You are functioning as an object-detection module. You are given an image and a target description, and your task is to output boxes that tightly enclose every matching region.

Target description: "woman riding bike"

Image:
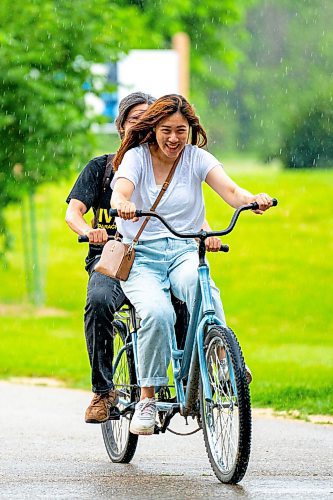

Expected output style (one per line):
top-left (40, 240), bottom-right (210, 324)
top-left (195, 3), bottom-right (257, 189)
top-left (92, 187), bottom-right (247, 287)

top-left (111, 94), bottom-right (273, 435)
top-left (65, 92), bottom-right (222, 423)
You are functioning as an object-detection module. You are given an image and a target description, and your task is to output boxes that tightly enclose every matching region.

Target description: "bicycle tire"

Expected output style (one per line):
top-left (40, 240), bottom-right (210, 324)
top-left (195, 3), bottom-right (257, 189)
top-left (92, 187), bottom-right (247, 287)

top-left (101, 322), bottom-right (138, 463)
top-left (199, 325), bottom-right (251, 484)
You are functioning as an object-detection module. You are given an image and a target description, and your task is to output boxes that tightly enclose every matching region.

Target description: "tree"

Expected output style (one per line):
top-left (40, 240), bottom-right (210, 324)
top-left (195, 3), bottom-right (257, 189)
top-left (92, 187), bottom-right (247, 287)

top-left (0, 0), bottom-right (154, 204)
top-left (117, 0), bottom-right (252, 148)
top-left (281, 97), bottom-right (333, 168)
top-left (0, 0), bottom-right (251, 303)
top-left (0, 0), bottom-right (153, 302)
top-left (216, 0), bottom-right (333, 158)
top-left (0, 0), bottom-right (250, 242)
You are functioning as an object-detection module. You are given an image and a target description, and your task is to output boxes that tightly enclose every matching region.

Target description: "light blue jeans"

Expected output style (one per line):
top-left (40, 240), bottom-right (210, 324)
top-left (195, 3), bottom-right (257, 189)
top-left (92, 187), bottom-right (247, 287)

top-left (121, 238), bottom-right (226, 387)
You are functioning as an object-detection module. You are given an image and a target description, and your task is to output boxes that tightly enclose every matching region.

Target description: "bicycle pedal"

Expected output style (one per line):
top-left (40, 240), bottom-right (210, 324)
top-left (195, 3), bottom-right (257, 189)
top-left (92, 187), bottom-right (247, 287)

top-left (108, 407), bottom-right (121, 420)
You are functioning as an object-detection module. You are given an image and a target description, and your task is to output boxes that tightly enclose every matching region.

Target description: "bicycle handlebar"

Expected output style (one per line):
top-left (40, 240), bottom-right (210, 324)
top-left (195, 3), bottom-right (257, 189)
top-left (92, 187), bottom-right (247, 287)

top-left (109, 198), bottom-right (278, 238)
top-left (78, 233), bottom-right (229, 251)
top-left (78, 198), bottom-right (278, 250)
top-left (78, 234), bottom-right (115, 243)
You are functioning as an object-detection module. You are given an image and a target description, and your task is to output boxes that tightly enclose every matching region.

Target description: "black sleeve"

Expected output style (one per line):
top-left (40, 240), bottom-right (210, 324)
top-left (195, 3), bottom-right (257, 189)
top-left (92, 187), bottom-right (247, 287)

top-left (66, 155), bottom-right (108, 212)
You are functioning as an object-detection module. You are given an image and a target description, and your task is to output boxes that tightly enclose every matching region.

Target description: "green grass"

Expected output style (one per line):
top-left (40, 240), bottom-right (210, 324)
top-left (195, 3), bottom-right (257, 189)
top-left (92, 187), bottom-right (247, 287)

top-left (1, 159), bottom-right (332, 416)
top-left (0, 313), bottom-right (89, 388)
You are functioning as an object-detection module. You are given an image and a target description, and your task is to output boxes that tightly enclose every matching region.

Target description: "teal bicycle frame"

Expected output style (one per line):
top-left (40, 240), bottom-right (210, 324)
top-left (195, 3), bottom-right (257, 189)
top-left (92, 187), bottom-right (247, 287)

top-left (108, 201), bottom-right (279, 420)
top-left (126, 243), bottom-right (225, 417)
top-left (172, 245), bottom-right (225, 412)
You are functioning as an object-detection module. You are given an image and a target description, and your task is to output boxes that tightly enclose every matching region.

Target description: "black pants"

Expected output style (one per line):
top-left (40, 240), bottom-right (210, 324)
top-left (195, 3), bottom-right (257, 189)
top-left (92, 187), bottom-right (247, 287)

top-left (84, 264), bottom-right (189, 394)
top-left (85, 267), bottom-right (127, 394)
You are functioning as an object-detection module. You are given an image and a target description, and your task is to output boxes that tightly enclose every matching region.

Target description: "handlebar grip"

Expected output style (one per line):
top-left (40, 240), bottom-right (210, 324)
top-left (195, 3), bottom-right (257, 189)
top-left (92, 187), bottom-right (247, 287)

top-left (109, 209), bottom-right (144, 217)
top-left (251, 197), bottom-right (278, 210)
top-left (78, 235), bottom-right (117, 243)
top-left (219, 244), bottom-right (229, 253)
top-left (78, 235), bottom-right (89, 243)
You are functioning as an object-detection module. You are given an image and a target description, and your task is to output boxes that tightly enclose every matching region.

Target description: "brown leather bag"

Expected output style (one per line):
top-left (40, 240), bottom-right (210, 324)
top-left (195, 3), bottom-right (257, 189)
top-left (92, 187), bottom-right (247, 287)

top-left (94, 239), bottom-right (135, 281)
top-left (95, 152), bottom-right (182, 281)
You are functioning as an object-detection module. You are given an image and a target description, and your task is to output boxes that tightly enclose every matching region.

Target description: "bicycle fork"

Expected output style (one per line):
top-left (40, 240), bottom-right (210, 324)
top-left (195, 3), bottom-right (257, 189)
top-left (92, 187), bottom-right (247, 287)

top-left (183, 264), bottom-right (225, 411)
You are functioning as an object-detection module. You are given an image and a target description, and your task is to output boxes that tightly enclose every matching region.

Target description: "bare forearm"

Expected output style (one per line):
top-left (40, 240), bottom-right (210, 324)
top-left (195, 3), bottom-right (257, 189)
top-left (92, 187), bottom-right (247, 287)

top-left (206, 167), bottom-right (255, 208)
top-left (65, 207), bottom-right (91, 236)
top-left (66, 200), bottom-right (108, 244)
top-left (110, 189), bottom-right (130, 209)
top-left (110, 179), bottom-right (138, 220)
top-left (205, 166), bottom-right (274, 214)
top-left (227, 185), bottom-right (255, 208)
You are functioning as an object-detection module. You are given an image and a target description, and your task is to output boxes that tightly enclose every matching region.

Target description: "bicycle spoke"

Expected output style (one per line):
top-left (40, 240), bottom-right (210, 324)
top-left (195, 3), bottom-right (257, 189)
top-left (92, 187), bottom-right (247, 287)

top-left (102, 327), bottom-right (138, 463)
top-left (201, 327), bottom-right (251, 483)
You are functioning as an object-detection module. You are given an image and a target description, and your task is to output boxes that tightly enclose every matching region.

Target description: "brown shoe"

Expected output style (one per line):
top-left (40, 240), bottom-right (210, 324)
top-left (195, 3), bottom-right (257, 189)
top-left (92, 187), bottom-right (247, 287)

top-left (85, 390), bottom-right (119, 423)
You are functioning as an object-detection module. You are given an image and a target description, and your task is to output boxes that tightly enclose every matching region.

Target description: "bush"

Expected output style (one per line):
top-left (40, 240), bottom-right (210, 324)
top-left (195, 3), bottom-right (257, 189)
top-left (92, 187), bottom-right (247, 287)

top-left (281, 99), bottom-right (333, 168)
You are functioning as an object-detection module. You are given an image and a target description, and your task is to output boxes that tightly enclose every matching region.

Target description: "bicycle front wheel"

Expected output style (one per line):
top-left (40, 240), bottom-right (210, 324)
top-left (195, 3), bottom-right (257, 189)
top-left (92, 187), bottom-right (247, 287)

top-left (200, 325), bottom-right (251, 484)
top-left (101, 323), bottom-right (138, 463)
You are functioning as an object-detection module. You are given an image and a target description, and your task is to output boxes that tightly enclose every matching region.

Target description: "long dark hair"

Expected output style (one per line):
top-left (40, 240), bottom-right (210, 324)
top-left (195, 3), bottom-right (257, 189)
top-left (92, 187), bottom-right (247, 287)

top-left (113, 94), bottom-right (207, 170)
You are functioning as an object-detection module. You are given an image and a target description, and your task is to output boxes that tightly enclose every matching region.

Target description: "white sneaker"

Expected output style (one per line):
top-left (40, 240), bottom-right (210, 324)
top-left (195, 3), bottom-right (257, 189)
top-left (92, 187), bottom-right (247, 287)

top-left (129, 397), bottom-right (157, 435)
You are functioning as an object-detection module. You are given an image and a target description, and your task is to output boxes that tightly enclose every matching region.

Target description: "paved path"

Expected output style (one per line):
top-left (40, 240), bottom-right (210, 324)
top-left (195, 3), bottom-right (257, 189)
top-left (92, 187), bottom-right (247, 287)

top-left (0, 381), bottom-right (332, 499)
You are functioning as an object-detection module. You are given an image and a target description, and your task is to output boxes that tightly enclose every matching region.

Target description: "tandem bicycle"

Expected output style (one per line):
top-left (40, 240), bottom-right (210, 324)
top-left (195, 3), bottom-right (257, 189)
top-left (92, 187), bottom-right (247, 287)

top-left (79, 198), bottom-right (277, 484)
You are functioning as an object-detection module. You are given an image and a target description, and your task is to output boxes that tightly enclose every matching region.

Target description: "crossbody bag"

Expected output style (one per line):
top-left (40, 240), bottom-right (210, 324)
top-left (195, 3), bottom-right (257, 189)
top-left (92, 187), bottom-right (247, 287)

top-left (95, 151), bottom-right (182, 281)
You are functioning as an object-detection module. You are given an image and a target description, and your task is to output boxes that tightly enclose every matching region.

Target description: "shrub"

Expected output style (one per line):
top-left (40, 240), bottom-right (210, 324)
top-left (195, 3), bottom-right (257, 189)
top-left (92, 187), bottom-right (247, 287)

top-left (281, 98), bottom-right (333, 168)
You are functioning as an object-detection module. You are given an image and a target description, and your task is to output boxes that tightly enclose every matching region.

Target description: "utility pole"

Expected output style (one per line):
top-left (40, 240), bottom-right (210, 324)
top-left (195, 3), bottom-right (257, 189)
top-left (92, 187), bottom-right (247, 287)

top-left (172, 32), bottom-right (190, 99)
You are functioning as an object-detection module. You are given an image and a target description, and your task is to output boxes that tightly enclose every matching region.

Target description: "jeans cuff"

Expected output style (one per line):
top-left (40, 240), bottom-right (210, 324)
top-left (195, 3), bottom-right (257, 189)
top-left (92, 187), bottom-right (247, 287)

top-left (139, 377), bottom-right (169, 387)
top-left (92, 385), bottom-right (114, 395)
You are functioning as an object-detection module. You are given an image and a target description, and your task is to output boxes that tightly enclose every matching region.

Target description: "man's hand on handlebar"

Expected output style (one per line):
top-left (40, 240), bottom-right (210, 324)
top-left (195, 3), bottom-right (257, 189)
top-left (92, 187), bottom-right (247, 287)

top-left (83, 228), bottom-right (108, 245)
top-left (250, 193), bottom-right (275, 215)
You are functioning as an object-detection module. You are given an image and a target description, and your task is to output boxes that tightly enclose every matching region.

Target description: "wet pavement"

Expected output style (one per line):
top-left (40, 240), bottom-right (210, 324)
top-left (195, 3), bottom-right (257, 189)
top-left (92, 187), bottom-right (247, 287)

top-left (0, 381), bottom-right (332, 499)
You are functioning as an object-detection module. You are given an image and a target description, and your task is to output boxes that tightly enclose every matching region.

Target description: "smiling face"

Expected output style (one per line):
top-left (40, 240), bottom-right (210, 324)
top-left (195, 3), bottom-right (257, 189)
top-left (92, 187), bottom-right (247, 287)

top-left (154, 112), bottom-right (190, 159)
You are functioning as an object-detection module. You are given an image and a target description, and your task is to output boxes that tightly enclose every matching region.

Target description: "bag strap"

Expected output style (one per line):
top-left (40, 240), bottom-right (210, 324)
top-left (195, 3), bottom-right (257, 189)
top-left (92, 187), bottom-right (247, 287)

top-left (103, 154), bottom-right (115, 192)
top-left (92, 153), bottom-right (115, 228)
top-left (132, 150), bottom-right (183, 244)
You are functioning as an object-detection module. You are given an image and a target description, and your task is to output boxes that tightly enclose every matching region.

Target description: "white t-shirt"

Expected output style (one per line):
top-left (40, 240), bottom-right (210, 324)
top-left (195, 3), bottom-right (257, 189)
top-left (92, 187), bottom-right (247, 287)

top-left (111, 143), bottom-right (222, 241)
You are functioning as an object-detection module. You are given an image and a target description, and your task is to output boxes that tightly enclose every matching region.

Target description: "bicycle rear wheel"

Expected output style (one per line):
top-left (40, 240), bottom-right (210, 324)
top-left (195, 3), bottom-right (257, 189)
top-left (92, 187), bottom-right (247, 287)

top-left (200, 325), bottom-right (251, 484)
top-left (101, 322), bottom-right (138, 463)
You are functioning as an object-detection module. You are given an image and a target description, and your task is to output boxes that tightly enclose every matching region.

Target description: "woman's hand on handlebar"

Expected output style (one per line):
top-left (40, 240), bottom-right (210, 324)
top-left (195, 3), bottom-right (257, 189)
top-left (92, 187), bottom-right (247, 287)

top-left (250, 193), bottom-right (275, 215)
top-left (201, 218), bottom-right (222, 252)
top-left (116, 201), bottom-right (139, 222)
top-left (83, 228), bottom-right (108, 245)
top-left (205, 236), bottom-right (223, 252)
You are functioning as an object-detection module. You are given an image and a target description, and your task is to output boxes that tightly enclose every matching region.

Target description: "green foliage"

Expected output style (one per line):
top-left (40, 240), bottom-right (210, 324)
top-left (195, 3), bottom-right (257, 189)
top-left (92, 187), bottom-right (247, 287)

top-left (211, 0), bottom-right (333, 159)
top-left (129, 0), bottom-right (247, 79)
top-left (117, 0), bottom-right (252, 137)
top-left (0, 0), bottom-right (251, 208)
top-left (0, 0), bottom-right (152, 239)
top-left (0, 0), bottom-right (253, 301)
top-left (281, 97), bottom-right (333, 168)
top-left (0, 163), bottom-right (333, 415)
